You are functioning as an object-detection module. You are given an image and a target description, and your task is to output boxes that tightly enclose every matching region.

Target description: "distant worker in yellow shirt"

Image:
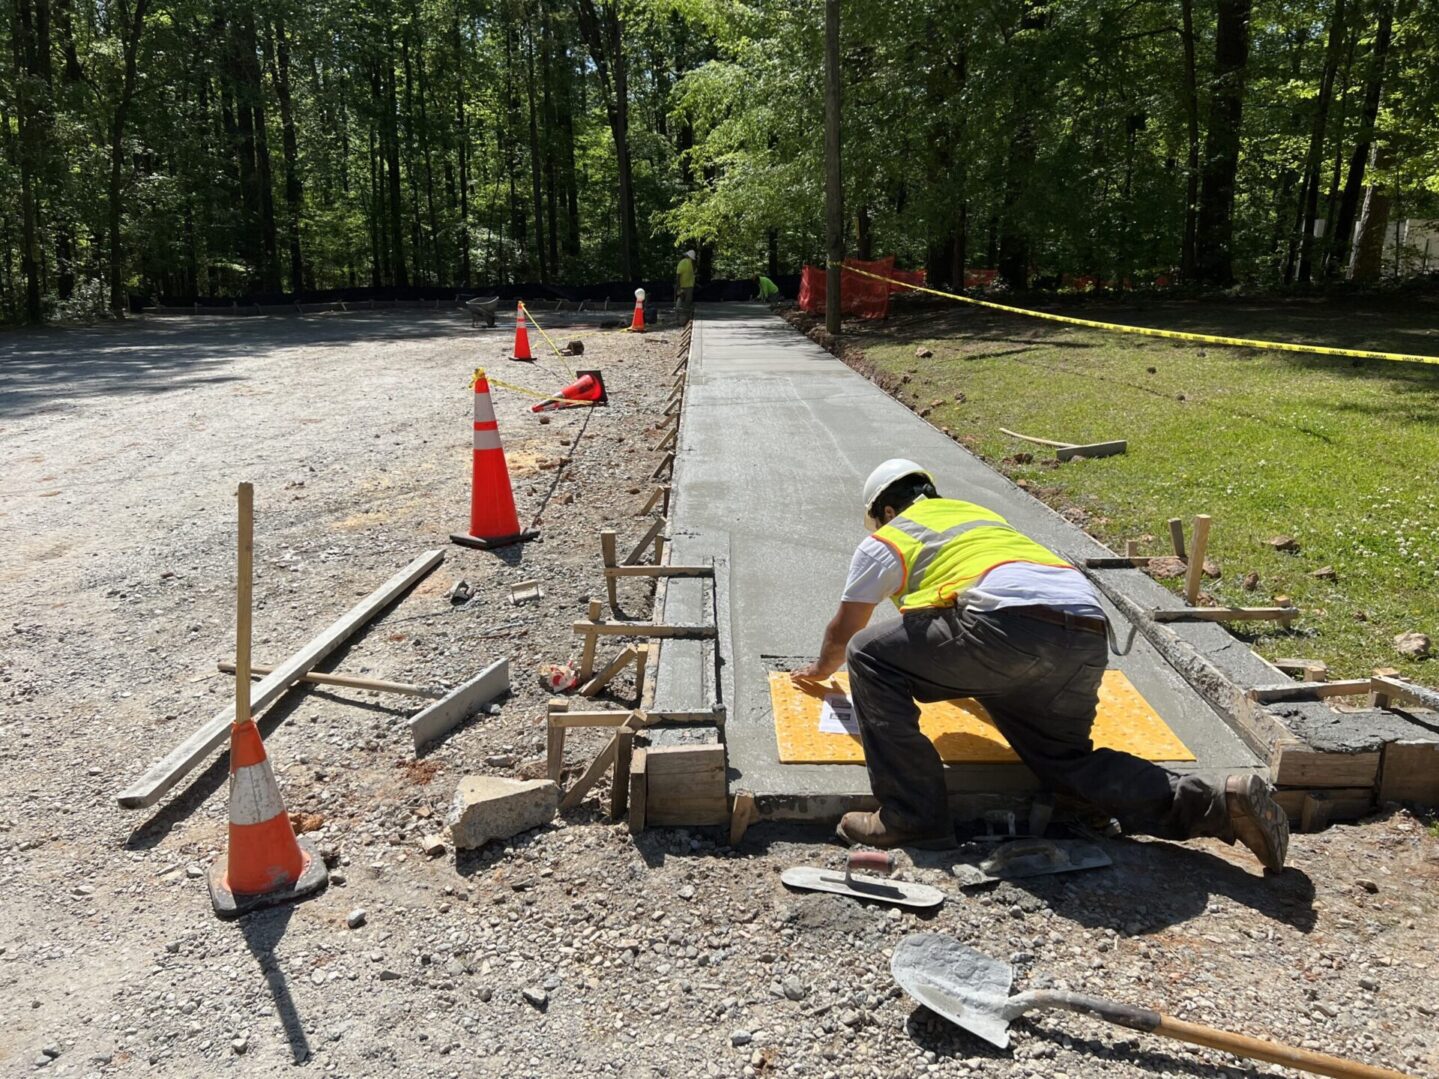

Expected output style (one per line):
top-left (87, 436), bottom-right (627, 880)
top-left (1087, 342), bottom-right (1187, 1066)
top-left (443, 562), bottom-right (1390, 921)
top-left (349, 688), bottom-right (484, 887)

top-left (675, 248), bottom-right (696, 323)
top-left (756, 274), bottom-right (780, 304)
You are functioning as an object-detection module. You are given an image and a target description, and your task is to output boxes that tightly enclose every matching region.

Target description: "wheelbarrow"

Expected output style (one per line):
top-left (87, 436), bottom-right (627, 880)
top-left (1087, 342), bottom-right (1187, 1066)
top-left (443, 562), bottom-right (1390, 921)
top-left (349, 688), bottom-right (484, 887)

top-left (891, 934), bottom-right (1414, 1079)
top-left (464, 295), bottom-right (500, 328)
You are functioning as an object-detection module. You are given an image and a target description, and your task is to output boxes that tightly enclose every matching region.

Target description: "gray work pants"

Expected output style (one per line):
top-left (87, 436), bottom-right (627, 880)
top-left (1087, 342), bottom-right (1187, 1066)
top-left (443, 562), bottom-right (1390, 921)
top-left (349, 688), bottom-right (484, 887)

top-left (675, 287), bottom-right (694, 323)
top-left (845, 605), bottom-right (1231, 839)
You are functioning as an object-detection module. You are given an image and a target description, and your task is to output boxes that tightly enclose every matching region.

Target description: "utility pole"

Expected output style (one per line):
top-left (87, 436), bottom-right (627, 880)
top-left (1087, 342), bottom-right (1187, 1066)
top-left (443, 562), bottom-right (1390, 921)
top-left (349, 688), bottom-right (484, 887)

top-left (823, 0), bottom-right (843, 336)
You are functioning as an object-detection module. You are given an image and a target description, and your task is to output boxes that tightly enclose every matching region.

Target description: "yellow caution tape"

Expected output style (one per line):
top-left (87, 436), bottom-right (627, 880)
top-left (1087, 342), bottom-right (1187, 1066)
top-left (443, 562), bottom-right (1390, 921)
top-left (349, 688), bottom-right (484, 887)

top-left (482, 372), bottom-right (593, 407)
top-left (841, 265), bottom-right (1439, 367)
top-left (517, 301), bottom-right (575, 371)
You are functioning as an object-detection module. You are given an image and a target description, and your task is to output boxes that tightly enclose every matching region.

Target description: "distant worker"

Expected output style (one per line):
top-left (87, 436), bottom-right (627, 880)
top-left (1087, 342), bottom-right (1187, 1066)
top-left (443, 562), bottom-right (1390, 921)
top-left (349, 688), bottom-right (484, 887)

top-left (756, 273), bottom-right (780, 304)
top-left (675, 248), bottom-right (697, 323)
top-left (790, 458), bottom-right (1289, 871)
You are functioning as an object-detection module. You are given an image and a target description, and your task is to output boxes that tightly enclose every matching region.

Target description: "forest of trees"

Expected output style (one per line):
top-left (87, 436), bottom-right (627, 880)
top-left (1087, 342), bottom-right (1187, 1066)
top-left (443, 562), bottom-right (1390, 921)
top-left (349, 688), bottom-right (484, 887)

top-left (2, 0), bottom-right (1436, 322)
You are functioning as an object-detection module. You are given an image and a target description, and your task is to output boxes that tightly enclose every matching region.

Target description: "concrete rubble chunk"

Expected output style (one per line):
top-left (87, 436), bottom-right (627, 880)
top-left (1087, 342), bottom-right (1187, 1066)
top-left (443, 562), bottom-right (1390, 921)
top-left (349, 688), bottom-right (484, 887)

top-left (446, 776), bottom-right (559, 849)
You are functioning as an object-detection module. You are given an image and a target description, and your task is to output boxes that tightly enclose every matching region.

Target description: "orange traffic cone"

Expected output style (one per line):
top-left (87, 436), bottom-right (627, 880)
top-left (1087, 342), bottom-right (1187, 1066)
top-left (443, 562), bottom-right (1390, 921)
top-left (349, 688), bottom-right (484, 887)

top-left (451, 368), bottom-right (540, 550)
top-left (512, 303), bottom-right (534, 360)
top-left (208, 718), bottom-right (328, 918)
top-left (531, 370), bottom-right (607, 413)
top-left (627, 287), bottom-right (646, 333)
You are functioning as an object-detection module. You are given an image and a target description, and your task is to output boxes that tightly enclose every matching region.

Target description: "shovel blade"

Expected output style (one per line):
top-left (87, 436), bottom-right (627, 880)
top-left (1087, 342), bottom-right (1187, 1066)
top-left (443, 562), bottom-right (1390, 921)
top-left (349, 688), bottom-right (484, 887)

top-left (892, 934), bottom-right (1016, 1049)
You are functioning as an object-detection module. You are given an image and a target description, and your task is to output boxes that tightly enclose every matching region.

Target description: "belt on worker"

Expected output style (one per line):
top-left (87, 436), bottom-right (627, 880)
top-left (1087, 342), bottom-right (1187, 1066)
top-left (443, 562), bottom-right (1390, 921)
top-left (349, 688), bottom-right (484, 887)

top-left (1005, 605), bottom-right (1108, 637)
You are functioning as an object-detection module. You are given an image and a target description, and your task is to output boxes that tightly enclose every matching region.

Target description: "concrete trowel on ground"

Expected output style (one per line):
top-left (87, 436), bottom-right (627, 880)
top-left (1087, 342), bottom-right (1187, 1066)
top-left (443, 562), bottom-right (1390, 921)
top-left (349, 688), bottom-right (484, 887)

top-left (782, 850), bottom-right (944, 910)
top-left (891, 934), bottom-right (1415, 1079)
top-left (949, 838), bottom-right (1111, 888)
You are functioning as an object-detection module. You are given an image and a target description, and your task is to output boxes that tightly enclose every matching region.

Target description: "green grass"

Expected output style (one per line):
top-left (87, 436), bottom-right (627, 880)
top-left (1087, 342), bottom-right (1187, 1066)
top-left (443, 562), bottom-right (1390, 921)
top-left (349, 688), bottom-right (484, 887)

top-left (848, 294), bottom-right (1439, 682)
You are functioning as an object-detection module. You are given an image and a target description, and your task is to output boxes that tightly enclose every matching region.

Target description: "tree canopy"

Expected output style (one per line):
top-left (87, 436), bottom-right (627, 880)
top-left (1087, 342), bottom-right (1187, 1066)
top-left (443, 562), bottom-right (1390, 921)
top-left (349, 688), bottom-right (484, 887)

top-left (3, 0), bottom-right (1437, 321)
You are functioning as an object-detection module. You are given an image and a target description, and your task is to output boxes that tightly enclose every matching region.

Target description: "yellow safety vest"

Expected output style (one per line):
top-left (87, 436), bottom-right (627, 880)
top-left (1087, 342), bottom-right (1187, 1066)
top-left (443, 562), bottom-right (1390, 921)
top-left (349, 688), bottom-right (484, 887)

top-left (872, 498), bottom-right (1073, 611)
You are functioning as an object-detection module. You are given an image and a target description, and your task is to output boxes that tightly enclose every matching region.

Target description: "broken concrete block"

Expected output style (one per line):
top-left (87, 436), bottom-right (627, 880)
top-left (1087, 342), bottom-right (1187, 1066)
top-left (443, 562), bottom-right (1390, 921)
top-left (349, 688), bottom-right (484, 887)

top-left (1266, 535), bottom-right (1300, 553)
top-left (446, 776), bottom-right (558, 849)
top-left (420, 833), bottom-right (447, 858)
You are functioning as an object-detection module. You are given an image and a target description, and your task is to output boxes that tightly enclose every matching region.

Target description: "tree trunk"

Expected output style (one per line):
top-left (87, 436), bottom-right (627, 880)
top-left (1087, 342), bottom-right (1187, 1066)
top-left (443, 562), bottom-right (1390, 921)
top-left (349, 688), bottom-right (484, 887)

top-left (12, 0), bottom-right (43, 321)
top-left (267, 17), bottom-right (305, 293)
top-left (1349, 141), bottom-right (1392, 282)
top-left (1178, 0), bottom-right (1200, 280)
top-left (523, 15), bottom-right (548, 282)
top-left (574, 0), bottom-right (637, 280)
top-left (107, 0), bottom-right (149, 315)
top-left (385, 31), bottom-right (409, 286)
top-left (453, 2), bottom-right (471, 285)
top-left (855, 206), bottom-right (872, 261)
top-left (767, 228), bottom-right (779, 279)
top-left (1324, 0), bottom-right (1392, 278)
top-left (1292, 0), bottom-right (1346, 284)
top-left (1193, 0), bottom-right (1252, 286)
top-left (413, 9), bottom-right (441, 286)
top-left (823, 0), bottom-right (843, 336)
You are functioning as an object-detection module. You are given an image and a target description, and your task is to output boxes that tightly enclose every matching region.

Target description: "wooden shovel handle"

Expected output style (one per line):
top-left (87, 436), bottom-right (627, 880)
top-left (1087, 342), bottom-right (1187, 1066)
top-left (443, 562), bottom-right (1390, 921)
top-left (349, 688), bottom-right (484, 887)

top-left (1021, 991), bottom-right (1414, 1079)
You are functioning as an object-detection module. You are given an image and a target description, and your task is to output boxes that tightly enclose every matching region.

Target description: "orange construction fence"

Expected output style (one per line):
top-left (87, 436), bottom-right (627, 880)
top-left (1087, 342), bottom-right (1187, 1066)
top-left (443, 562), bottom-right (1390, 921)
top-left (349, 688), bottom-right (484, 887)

top-left (798, 257), bottom-right (927, 320)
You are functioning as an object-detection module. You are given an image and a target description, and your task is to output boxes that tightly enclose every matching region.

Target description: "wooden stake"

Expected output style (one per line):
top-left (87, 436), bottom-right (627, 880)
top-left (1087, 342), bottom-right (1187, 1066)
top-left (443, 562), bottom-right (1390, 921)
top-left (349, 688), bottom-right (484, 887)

top-left (572, 620), bottom-right (717, 639)
top-left (580, 645), bottom-right (638, 698)
top-left (652, 427), bottom-right (677, 453)
top-left (559, 734), bottom-right (620, 811)
top-left (1125, 539), bottom-right (1140, 558)
top-left (637, 484), bottom-right (670, 517)
top-left (729, 791), bottom-right (756, 847)
top-left (235, 483), bottom-right (254, 728)
top-left (628, 749), bottom-right (648, 834)
top-left (578, 598), bottom-right (603, 679)
top-left (1183, 514), bottom-right (1211, 605)
top-left (1168, 517), bottom-right (1187, 559)
top-left (601, 530), bottom-right (620, 613)
top-left (651, 452), bottom-right (675, 481)
top-left (219, 660), bottom-right (439, 699)
top-left (653, 533), bottom-right (667, 566)
top-left (1152, 607), bottom-right (1297, 623)
top-left (611, 730), bottom-right (634, 820)
top-left (633, 644), bottom-right (650, 702)
top-left (625, 517), bottom-right (666, 565)
top-left (547, 699), bottom-right (569, 783)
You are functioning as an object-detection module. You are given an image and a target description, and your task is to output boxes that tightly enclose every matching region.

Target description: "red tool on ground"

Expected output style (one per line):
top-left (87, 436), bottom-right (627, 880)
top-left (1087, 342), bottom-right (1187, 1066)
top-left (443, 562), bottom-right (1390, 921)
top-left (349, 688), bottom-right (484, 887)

top-left (512, 303), bottom-right (534, 360)
top-left (451, 368), bottom-right (540, 550)
top-left (531, 370), bottom-right (607, 412)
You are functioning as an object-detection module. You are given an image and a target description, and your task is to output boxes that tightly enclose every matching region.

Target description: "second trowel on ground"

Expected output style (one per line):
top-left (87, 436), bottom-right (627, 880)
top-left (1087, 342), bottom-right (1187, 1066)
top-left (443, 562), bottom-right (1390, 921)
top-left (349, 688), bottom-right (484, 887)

top-left (949, 839), bottom-right (1111, 888)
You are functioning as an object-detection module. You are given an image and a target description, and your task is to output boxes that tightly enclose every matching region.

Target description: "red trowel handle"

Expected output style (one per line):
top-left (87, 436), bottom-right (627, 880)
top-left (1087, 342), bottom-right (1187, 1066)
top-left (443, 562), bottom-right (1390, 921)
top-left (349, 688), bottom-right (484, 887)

top-left (846, 850), bottom-right (895, 877)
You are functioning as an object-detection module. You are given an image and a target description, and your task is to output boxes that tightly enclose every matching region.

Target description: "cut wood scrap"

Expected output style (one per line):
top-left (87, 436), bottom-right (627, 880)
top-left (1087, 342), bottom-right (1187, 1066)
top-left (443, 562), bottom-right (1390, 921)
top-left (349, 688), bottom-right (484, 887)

top-left (628, 749), bottom-right (648, 834)
top-left (117, 548), bottom-right (444, 810)
top-left (729, 791), bottom-right (757, 847)
top-left (572, 620), bottom-right (717, 640)
top-left (1151, 606), bottom-right (1298, 623)
top-left (580, 646), bottom-right (639, 698)
top-left (1246, 679), bottom-right (1372, 704)
top-left (1183, 514), bottom-right (1211, 606)
top-left (998, 427), bottom-right (1127, 461)
top-left (219, 660), bottom-right (440, 699)
top-left (509, 579), bottom-right (543, 605)
top-left (408, 659), bottom-right (509, 750)
top-left (625, 517), bottom-right (667, 565)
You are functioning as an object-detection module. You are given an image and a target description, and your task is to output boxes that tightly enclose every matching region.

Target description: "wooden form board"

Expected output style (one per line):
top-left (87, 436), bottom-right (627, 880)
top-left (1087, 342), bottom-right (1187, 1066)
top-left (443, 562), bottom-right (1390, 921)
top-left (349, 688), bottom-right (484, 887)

top-left (769, 671), bottom-right (1194, 765)
top-left (644, 745), bottom-right (728, 827)
top-left (117, 548), bottom-right (444, 809)
top-left (1378, 741), bottom-right (1439, 806)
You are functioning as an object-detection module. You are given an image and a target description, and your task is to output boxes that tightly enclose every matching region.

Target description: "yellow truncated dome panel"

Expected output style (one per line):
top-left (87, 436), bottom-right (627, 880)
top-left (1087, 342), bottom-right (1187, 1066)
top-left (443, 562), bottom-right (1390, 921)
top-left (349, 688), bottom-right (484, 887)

top-left (769, 670), bottom-right (1194, 765)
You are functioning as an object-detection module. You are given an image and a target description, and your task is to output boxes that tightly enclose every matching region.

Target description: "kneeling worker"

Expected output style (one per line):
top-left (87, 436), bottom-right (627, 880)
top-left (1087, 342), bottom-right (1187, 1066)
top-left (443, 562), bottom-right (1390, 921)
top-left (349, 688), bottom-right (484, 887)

top-left (791, 458), bottom-right (1288, 869)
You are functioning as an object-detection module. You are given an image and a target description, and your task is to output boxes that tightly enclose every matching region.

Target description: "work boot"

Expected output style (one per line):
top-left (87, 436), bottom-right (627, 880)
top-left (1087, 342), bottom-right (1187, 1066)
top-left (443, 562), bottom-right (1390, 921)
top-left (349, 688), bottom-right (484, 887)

top-left (835, 811), bottom-right (956, 851)
top-left (1225, 774), bottom-right (1289, 871)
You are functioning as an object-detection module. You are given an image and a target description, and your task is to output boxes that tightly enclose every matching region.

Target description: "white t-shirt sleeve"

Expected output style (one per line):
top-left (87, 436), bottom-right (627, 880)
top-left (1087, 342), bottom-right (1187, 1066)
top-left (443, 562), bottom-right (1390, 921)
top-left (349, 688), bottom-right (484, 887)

top-left (841, 537), bottom-right (903, 604)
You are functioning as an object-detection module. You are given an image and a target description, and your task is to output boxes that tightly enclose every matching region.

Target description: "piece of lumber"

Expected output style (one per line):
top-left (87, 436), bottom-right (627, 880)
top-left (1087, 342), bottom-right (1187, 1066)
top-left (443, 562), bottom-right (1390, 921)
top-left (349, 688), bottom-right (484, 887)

top-left (729, 792), bottom-right (756, 847)
top-left (611, 730), bottom-right (634, 820)
top-left (1246, 680), bottom-right (1374, 704)
top-left (559, 734), bottom-right (620, 811)
top-left (1299, 792), bottom-right (1332, 833)
top-left (1085, 557), bottom-right (1158, 568)
top-left (999, 427), bottom-right (1072, 449)
top-left (546, 699), bottom-right (568, 783)
top-left (1272, 658), bottom-right (1329, 682)
top-left (580, 646), bottom-right (638, 698)
top-left (571, 620), bottom-right (717, 640)
top-left (651, 452), bottom-right (675, 480)
top-left (636, 484), bottom-right (671, 517)
top-left (1152, 607), bottom-right (1298, 623)
top-left (1271, 747), bottom-right (1380, 789)
top-left (219, 660), bottom-right (441, 699)
top-left (628, 748), bottom-right (648, 834)
top-left (236, 483), bottom-right (254, 728)
top-left (1378, 741), bottom-right (1439, 805)
top-left (1371, 675), bottom-right (1439, 714)
top-left (604, 564), bottom-right (713, 578)
top-left (548, 706), bottom-right (718, 728)
top-left (652, 427), bottom-right (677, 453)
top-left (117, 548), bottom-right (444, 809)
top-left (1125, 540), bottom-right (1140, 558)
top-left (671, 353), bottom-right (689, 376)
top-left (577, 598), bottom-right (603, 680)
top-left (408, 659), bottom-right (509, 750)
top-left (1168, 517), bottom-right (1186, 559)
top-left (645, 745), bottom-right (727, 826)
top-left (633, 644), bottom-right (650, 701)
top-left (601, 530), bottom-right (620, 612)
top-left (1183, 514), bottom-right (1212, 605)
top-left (625, 517), bottom-right (667, 565)
top-left (1056, 440), bottom-right (1126, 462)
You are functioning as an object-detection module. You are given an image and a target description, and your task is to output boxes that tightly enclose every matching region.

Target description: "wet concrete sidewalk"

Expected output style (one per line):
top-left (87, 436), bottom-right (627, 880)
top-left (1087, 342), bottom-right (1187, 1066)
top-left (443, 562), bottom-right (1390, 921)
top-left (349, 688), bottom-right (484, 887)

top-left (655, 306), bottom-right (1261, 817)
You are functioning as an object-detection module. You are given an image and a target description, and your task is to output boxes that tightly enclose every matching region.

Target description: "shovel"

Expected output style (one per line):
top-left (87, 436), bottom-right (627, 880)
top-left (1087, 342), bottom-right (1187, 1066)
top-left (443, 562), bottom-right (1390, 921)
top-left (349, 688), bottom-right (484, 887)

top-left (891, 934), bottom-right (1415, 1079)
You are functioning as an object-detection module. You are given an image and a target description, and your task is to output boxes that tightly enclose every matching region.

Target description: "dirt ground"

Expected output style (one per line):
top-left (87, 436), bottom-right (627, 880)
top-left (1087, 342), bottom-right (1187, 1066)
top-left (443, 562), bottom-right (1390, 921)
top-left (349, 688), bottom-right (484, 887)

top-left (1, 308), bottom-right (1437, 1079)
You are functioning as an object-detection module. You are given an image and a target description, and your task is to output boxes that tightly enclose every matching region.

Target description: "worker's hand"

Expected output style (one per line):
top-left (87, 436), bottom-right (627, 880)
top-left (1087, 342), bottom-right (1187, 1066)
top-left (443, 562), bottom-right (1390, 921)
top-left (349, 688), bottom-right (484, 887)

top-left (790, 662), bottom-right (835, 684)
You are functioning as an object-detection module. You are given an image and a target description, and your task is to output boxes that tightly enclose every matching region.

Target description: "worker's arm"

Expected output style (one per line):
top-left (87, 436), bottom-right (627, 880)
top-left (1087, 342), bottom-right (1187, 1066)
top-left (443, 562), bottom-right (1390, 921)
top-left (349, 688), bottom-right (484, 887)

top-left (791, 601), bottom-right (877, 682)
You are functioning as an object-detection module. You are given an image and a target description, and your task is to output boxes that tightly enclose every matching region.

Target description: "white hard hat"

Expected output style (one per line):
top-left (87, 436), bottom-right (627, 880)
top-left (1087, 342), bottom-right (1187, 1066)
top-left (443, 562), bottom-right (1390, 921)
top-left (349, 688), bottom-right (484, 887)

top-left (635, 287), bottom-right (646, 301)
top-left (862, 458), bottom-right (934, 530)
top-left (685, 249), bottom-right (696, 259)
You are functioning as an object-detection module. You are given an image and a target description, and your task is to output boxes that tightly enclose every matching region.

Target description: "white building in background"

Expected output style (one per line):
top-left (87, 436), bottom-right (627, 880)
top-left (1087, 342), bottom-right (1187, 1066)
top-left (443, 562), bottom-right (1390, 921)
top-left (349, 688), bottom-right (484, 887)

top-left (1311, 217), bottom-right (1439, 277)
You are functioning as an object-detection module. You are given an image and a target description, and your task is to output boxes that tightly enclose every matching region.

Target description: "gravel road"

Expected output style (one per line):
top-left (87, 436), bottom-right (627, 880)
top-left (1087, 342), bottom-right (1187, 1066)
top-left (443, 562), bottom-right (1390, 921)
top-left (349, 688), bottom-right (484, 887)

top-left (1, 310), bottom-right (1435, 1079)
